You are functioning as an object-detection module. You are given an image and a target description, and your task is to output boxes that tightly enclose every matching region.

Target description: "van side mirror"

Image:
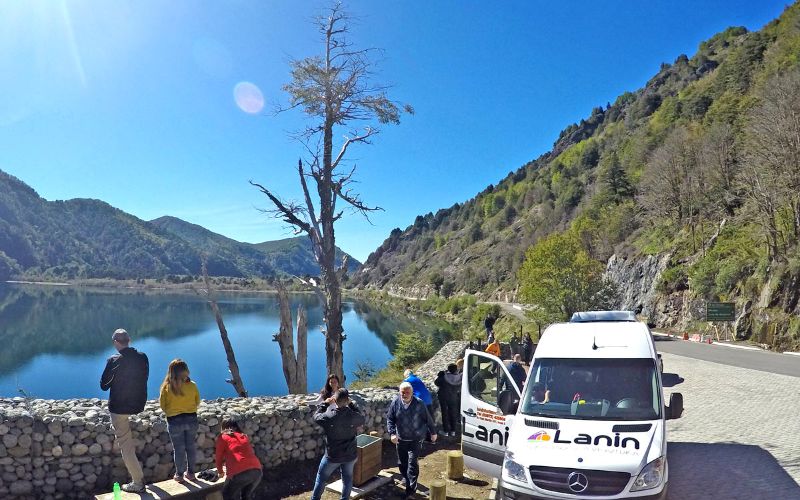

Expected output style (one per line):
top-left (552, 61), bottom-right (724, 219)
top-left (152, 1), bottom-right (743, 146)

top-left (498, 390), bottom-right (519, 415)
top-left (666, 392), bottom-right (683, 419)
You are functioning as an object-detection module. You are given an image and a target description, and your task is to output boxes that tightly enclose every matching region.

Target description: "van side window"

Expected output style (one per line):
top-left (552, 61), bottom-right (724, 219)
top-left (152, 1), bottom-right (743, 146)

top-left (468, 355), bottom-right (501, 407)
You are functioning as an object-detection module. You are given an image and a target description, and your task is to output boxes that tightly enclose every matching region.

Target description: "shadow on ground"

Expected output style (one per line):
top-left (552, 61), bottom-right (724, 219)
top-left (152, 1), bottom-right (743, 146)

top-left (257, 437), bottom-right (480, 499)
top-left (667, 442), bottom-right (800, 500)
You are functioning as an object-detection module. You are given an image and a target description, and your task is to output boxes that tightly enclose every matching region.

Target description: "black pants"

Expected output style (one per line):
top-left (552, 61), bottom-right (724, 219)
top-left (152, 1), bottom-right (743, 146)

top-left (439, 398), bottom-right (460, 434)
top-left (396, 440), bottom-right (422, 495)
top-left (222, 468), bottom-right (262, 500)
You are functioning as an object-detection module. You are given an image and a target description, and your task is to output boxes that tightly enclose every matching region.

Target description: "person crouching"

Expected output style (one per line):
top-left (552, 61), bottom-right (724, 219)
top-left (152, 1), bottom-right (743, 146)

top-left (215, 417), bottom-right (263, 500)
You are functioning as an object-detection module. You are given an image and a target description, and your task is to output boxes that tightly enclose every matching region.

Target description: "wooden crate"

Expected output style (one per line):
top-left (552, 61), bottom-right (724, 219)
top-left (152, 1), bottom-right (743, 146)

top-left (353, 434), bottom-right (382, 486)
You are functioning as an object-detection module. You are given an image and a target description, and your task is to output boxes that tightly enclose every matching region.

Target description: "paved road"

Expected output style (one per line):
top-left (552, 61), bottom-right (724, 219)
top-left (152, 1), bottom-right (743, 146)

top-left (654, 335), bottom-right (800, 378)
top-left (663, 352), bottom-right (800, 499)
top-left (484, 301), bottom-right (529, 321)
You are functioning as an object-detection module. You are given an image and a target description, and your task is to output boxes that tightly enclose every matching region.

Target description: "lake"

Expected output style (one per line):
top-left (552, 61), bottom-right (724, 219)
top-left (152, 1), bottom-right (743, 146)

top-left (0, 284), bottom-right (454, 400)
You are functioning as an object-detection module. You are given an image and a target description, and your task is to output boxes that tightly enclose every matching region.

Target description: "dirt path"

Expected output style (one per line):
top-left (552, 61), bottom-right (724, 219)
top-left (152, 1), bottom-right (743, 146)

top-left (271, 438), bottom-right (493, 499)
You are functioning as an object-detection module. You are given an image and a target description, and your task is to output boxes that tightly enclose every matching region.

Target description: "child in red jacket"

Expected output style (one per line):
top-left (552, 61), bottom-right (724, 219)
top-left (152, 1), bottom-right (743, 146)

top-left (215, 417), bottom-right (263, 500)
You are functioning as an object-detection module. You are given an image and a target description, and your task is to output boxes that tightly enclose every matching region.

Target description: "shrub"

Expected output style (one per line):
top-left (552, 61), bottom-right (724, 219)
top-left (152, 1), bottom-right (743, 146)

top-left (657, 265), bottom-right (688, 293)
top-left (389, 332), bottom-right (435, 370)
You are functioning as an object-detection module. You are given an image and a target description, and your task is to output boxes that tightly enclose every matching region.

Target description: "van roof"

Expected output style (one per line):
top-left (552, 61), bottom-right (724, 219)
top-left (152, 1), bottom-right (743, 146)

top-left (570, 310), bottom-right (637, 322)
top-left (536, 321), bottom-right (655, 359)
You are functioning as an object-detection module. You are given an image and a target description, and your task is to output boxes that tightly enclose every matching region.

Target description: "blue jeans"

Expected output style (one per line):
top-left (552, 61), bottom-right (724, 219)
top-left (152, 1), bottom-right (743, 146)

top-left (167, 413), bottom-right (199, 475)
top-left (310, 454), bottom-right (356, 500)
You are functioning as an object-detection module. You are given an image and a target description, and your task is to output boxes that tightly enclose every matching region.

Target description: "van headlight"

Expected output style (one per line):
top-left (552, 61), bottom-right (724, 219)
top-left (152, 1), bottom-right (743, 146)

top-left (503, 451), bottom-right (528, 484)
top-left (631, 456), bottom-right (664, 491)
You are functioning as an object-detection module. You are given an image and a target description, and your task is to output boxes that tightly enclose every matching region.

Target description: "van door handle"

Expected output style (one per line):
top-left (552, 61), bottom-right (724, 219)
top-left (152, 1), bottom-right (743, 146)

top-left (463, 409), bottom-right (476, 417)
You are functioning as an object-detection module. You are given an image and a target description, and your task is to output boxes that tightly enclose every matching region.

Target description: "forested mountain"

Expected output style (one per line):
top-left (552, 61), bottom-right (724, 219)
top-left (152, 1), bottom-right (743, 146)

top-left (0, 171), bottom-right (359, 280)
top-left (355, 4), bottom-right (800, 349)
top-left (252, 237), bottom-right (360, 276)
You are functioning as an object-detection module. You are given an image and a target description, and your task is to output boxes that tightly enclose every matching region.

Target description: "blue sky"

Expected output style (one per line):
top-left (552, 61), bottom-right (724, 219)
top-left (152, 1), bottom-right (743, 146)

top-left (0, 1), bottom-right (789, 262)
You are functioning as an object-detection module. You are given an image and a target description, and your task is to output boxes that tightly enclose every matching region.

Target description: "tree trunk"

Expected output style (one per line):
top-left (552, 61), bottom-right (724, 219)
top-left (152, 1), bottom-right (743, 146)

top-left (297, 303), bottom-right (308, 392)
top-left (275, 284), bottom-right (308, 394)
top-left (320, 259), bottom-right (345, 382)
top-left (200, 261), bottom-right (248, 398)
top-left (207, 300), bottom-right (248, 397)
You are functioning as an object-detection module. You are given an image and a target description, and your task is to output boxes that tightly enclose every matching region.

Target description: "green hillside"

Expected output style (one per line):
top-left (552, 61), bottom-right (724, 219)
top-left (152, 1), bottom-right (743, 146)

top-left (355, 4), bottom-right (800, 349)
top-left (253, 237), bottom-right (360, 276)
top-left (0, 171), bottom-right (359, 280)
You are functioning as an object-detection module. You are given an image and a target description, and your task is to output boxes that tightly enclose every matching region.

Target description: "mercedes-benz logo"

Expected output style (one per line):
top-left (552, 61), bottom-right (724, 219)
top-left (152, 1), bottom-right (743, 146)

top-left (567, 471), bottom-right (589, 493)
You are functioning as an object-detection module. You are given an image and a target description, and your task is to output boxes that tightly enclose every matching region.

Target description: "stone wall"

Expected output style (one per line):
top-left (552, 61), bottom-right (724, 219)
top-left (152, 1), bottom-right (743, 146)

top-left (414, 340), bottom-right (469, 384)
top-left (0, 341), bottom-right (467, 499)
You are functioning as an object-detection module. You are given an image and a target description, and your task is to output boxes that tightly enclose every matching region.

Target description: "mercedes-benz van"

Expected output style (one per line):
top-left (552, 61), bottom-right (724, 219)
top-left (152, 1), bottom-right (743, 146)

top-left (461, 311), bottom-right (682, 499)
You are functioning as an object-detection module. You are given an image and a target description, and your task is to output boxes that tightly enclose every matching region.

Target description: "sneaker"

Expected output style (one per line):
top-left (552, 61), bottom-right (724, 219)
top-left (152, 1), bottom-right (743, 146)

top-left (121, 482), bottom-right (145, 493)
top-left (173, 474), bottom-right (185, 483)
top-left (184, 472), bottom-right (196, 481)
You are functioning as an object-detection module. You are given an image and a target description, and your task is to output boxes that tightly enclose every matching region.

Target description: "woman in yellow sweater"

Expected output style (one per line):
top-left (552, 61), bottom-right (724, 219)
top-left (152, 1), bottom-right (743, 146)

top-left (159, 359), bottom-right (200, 483)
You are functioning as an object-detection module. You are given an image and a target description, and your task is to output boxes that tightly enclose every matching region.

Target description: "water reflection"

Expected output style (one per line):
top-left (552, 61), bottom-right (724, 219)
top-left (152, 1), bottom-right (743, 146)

top-left (0, 284), bottom-right (454, 399)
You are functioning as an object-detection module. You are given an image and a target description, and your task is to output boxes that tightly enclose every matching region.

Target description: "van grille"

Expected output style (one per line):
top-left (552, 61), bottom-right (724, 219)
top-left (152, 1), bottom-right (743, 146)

top-left (529, 466), bottom-right (630, 496)
top-left (524, 419), bottom-right (559, 430)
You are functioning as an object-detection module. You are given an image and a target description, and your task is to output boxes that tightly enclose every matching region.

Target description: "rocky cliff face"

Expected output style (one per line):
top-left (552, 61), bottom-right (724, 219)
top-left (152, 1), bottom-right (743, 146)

top-left (605, 253), bottom-right (669, 322)
top-left (605, 253), bottom-right (702, 330)
top-left (606, 252), bottom-right (800, 351)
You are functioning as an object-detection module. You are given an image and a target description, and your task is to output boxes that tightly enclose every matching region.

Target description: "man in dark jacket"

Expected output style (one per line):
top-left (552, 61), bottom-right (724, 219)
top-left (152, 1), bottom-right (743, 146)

top-left (506, 354), bottom-right (527, 391)
top-left (100, 328), bottom-right (149, 493)
top-left (311, 388), bottom-right (366, 500)
top-left (484, 314), bottom-right (496, 341)
top-left (523, 333), bottom-right (534, 364)
top-left (386, 382), bottom-right (437, 498)
top-left (433, 364), bottom-right (461, 437)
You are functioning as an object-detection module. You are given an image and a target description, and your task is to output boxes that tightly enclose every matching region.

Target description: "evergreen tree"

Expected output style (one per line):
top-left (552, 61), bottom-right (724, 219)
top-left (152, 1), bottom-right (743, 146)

top-left (600, 152), bottom-right (633, 204)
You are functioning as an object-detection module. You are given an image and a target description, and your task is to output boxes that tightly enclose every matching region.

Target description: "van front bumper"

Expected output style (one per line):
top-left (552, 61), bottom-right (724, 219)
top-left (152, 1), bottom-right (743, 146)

top-left (499, 480), bottom-right (667, 500)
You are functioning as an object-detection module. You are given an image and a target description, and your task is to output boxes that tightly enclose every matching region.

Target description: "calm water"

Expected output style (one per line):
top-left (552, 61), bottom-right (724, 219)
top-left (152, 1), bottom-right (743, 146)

top-left (0, 284), bottom-right (454, 399)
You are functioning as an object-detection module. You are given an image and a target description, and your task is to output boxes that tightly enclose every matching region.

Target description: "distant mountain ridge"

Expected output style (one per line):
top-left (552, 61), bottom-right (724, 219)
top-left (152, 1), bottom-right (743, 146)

top-left (0, 170), bottom-right (359, 280)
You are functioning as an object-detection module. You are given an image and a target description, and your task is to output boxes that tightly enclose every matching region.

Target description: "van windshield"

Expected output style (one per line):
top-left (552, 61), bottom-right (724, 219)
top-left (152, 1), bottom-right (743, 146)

top-left (521, 358), bottom-right (661, 421)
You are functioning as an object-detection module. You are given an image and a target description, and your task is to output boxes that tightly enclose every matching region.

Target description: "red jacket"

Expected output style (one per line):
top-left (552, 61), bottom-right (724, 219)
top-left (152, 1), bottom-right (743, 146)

top-left (215, 431), bottom-right (261, 477)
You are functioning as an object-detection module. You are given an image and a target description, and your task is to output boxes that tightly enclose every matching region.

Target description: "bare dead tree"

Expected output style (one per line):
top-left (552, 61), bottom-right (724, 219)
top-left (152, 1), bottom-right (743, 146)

top-left (273, 282), bottom-right (308, 394)
top-left (196, 260), bottom-right (248, 397)
top-left (251, 2), bottom-right (410, 381)
top-left (741, 69), bottom-right (800, 246)
top-left (698, 122), bottom-right (739, 217)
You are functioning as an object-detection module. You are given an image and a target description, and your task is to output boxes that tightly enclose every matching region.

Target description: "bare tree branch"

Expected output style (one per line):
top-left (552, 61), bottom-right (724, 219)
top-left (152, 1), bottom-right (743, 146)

top-left (331, 128), bottom-right (377, 171)
top-left (249, 180), bottom-right (312, 234)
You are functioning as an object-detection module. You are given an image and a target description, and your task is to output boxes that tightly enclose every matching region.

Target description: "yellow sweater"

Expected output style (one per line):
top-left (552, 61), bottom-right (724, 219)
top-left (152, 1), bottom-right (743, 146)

top-left (159, 380), bottom-right (200, 417)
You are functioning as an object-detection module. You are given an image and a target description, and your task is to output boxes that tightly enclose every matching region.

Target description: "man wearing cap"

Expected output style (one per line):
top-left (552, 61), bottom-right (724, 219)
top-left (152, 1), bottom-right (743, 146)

top-left (100, 328), bottom-right (149, 493)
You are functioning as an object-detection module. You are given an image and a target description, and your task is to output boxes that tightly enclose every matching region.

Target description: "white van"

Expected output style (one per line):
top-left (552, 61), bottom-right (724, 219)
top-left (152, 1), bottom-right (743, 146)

top-left (461, 311), bottom-right (682, 499)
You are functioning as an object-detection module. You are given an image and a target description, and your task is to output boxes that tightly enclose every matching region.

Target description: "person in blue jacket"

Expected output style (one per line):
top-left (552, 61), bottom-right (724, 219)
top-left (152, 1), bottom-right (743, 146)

top-left (403, 369), bottom-right (433, 417)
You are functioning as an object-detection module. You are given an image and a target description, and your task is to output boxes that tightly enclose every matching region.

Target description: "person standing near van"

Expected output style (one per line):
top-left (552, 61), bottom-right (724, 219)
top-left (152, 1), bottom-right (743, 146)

top-left (507, 354), bottom-right (527, 390)
top-left (433, 364), bottom-right (461, 437)
top-left (386, 382), bottom-right (437, 498)
top-left (485, 338), bottom-right (501, 358)
top-left (100, 328), bottom-right (149, 493)
top-left (311, 388), bottom-right (365, 500)
top-left (159, 359), bottom-right (200, 483)
top-left (522, 333), bottom-right (533, 364)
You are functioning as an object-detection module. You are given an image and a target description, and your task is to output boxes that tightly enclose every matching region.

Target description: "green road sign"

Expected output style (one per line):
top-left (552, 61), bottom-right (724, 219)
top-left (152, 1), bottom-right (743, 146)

top-left (706, 302), bottom-right (735, 322)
